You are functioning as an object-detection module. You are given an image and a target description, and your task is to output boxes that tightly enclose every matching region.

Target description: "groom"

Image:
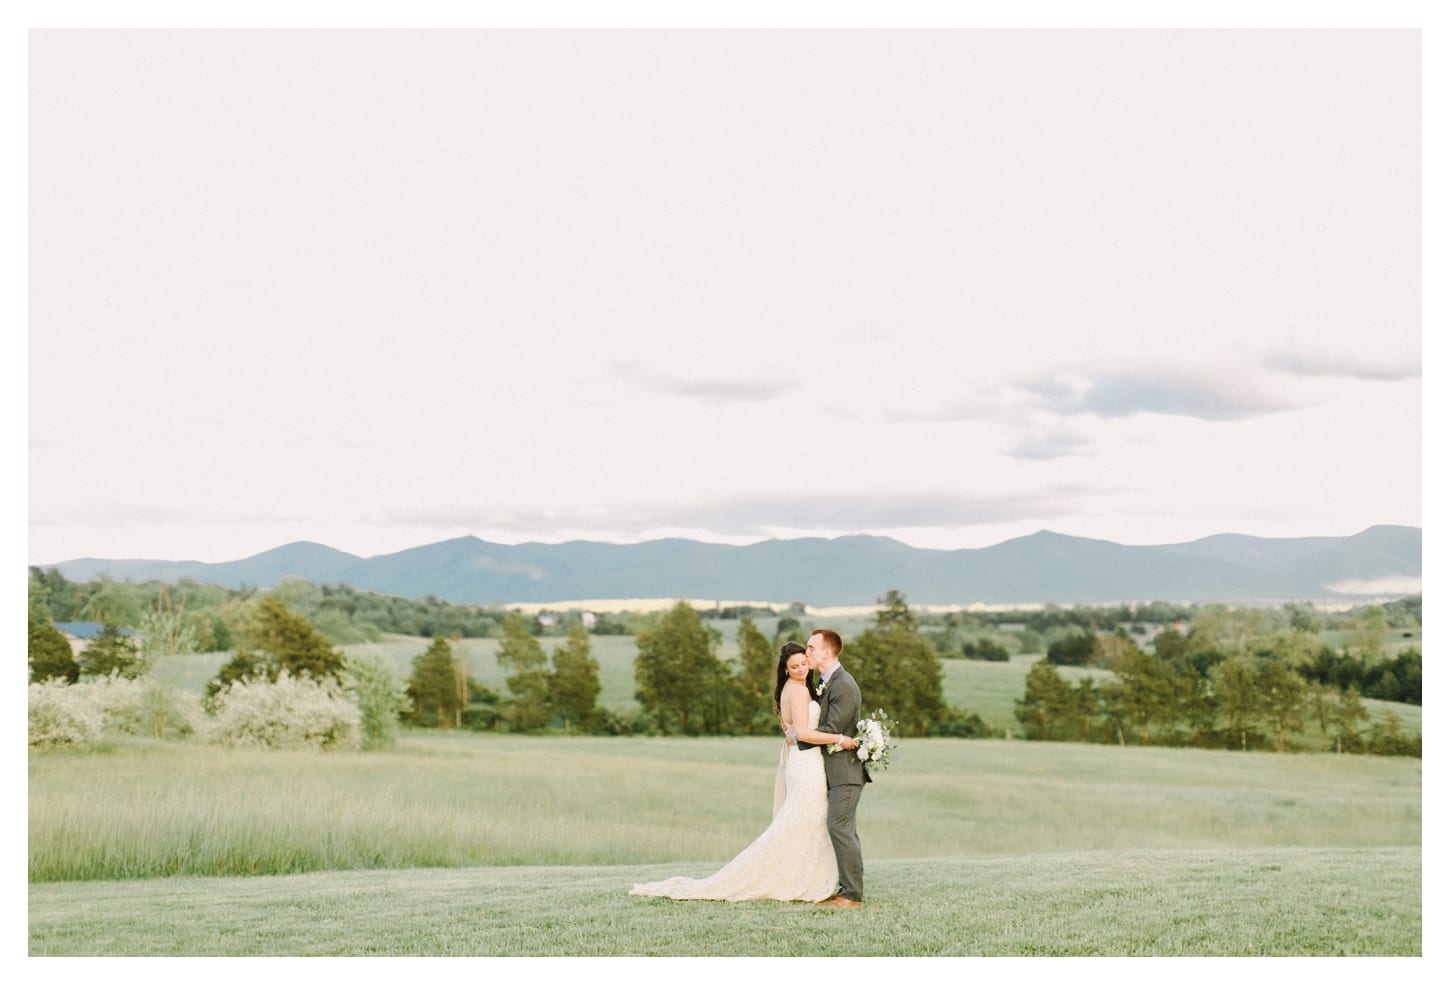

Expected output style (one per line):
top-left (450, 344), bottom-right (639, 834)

top-left (800, 628), bottom-right (870, 908)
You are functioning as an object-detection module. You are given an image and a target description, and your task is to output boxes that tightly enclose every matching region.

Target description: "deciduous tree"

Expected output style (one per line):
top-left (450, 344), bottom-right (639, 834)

top-left (849, 592), bottom-right (947, 737)
top-left (1210, 657), bottom-right (1261, 751)
top-left (1347, 605), bottom-right (1388, 662)
top-left (634, 601), bottom-right (726, 735)
top-left (1332, 685), bottom-right (1370, 753)
top-left (1256, 659), bottom-right (1307, 753)
top-left (734, 614), bottom-right (777, 731)
top-left (1015, 660), bottom-right (1074, 740)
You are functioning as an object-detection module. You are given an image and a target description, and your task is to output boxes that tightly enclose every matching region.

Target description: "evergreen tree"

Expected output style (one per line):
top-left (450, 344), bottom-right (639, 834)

top-left (498, 612), bottom-right (552, 731)
top-left (407, 636), bottom-right (467, 727)
top-left (550, 622), bottom-right (601, 732)
top-left (29, 615), bottom-right (79, 684)
top-left (873, 589), bottom-right (918, 632)
top-left (207, 595), bottom-right (343, 696)
top-left (208, 649), bottom-right (272, 698)
top-left (247, 595), bottom-right (345, 681)
top-left (80, 622), bottom-right (144, 679)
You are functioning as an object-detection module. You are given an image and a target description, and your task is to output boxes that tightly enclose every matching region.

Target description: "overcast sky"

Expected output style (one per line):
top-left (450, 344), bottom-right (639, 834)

top-left (25, 24), bottom-right (1425, 564)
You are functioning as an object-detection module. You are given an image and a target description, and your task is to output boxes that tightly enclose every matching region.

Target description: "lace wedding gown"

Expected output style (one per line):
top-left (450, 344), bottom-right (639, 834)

top-left (629, 700), bottom-right (838, 902)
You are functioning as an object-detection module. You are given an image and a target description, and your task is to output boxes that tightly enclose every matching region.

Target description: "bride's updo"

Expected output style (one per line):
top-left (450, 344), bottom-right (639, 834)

top-left (773, 640), bottom-right (816, 714)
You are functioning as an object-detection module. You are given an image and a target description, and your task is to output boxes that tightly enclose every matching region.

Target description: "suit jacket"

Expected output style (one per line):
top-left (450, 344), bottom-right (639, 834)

top-left (798, 664), bottom-right (871, 786)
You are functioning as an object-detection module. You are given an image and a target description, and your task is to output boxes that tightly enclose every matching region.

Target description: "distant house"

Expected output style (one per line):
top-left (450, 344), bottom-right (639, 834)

top-left (581, 611), bottom-right (597, 629)
top-left (52, 622), bottom-right (140, 659)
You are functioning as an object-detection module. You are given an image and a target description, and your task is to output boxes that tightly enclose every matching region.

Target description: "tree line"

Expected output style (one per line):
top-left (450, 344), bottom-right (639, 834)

top-left (29, 566), bottom-right (1421, 756)
top-left (1016, 618), bottom-right (1420, 756)
top-left (27, 567), bottom-right (783, 651)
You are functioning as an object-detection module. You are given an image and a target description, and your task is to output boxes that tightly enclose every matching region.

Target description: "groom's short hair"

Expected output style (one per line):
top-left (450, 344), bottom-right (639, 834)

top-left (811, 629), bottom-right (842, 656)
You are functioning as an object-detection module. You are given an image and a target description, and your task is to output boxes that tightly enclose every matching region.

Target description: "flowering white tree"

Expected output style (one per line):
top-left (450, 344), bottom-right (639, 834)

top-left (203, 671), bottom-right (361, 750)
top-left (29, 678), bottom-right (105, 748)
top-left (28, 672), bottom-right (202, 746)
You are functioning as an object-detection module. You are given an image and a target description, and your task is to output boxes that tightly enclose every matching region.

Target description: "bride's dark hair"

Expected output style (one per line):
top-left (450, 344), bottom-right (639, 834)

top-left (773, 640), bottom-right (815, 714)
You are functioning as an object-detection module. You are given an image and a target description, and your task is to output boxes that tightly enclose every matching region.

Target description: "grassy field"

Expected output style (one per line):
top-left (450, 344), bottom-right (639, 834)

top-left (27, 732), bottom-right (1422, 956)
top-left (28, 846), bottom-right (1420, 956)
top-left (35, 613), bottom-right (1424, 958)
top-left (30, 733), bottom-right (1420, 883)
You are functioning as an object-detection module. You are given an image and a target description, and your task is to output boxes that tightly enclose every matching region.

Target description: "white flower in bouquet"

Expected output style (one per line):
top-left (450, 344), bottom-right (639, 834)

top-left (832, 708), bottom-right (897, 771)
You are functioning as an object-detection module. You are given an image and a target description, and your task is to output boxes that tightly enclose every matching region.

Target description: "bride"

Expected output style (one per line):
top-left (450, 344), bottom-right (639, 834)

top-left (630, 641), bottom-right (847, 902)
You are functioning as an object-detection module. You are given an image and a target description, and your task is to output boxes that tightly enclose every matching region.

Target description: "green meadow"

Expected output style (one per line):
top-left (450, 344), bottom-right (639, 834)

top-left (28, 731), bottom-right (1421, 955)
top-left (34, 617), bottom-right (1423, 956)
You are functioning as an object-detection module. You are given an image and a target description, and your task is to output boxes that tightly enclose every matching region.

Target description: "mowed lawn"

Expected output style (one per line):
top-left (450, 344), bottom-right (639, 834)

top-left (29, 846), bottom-right (1420, 956)
top-left (29, 731), bottom-right (1421, 955)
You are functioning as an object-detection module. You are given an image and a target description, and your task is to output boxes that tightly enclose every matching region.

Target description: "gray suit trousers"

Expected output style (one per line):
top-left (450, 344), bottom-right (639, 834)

top-left (826, 780), bottom-right (864, 901)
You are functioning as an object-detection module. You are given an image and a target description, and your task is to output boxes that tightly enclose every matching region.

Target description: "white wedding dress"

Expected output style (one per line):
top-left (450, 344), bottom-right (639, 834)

top-left (630, 700), bottom-right (838, 902)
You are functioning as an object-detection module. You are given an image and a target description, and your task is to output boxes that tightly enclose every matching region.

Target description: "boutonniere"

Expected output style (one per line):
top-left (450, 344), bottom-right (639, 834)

top-left (815, 681), bottom-right (826, 697)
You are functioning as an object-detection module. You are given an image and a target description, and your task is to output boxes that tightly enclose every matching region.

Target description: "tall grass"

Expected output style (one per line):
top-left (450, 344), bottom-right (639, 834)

top-left (29, 732), bottom-right (1420, 882)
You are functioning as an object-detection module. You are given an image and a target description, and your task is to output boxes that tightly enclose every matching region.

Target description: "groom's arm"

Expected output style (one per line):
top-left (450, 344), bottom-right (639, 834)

top-left (819, 677), bottom-right (862, 749)
top-left (815, 687), bottom-right (860, 748)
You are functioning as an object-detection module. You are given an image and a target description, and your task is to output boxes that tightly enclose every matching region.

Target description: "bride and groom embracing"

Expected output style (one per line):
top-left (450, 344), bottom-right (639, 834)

top-left (630, 629), bottom-right (871, 907)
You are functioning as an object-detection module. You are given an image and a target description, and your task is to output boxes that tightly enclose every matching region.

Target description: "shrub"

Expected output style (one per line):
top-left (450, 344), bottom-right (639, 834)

top-left (928, 707), bottom-right (997, 737)
top-left (1046, 630), bottom-right (1097, 666)
top-left (28, 672), bottom-right (201, 747)
top-left (962, 638), bottom-right (1012, 662)
top-left (28, 678), bottom-right (105, 748)
top-left (134, 677), bottom-right (204, 739)
top-left (203, 671), bottom-right (361, 751)
top-left (342, 650), bottom-right (411, 750)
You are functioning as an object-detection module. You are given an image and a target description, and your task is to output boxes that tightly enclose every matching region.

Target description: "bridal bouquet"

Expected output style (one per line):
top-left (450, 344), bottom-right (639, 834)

top-left (832, 708), bottom-right (898, 771)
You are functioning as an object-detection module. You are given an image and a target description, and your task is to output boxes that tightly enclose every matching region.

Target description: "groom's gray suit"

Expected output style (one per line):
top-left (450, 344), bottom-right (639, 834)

top-left (798, 663), bottom-right (870, 902)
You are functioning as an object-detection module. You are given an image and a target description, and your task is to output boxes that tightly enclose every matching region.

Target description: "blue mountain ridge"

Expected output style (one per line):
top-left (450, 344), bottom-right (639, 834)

top-left (40, 525), bottom-right (1421, 607)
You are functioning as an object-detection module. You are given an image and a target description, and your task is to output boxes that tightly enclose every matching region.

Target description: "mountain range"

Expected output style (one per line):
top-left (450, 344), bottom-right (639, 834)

top-left (40, 525), bottom-right (1422, 607)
